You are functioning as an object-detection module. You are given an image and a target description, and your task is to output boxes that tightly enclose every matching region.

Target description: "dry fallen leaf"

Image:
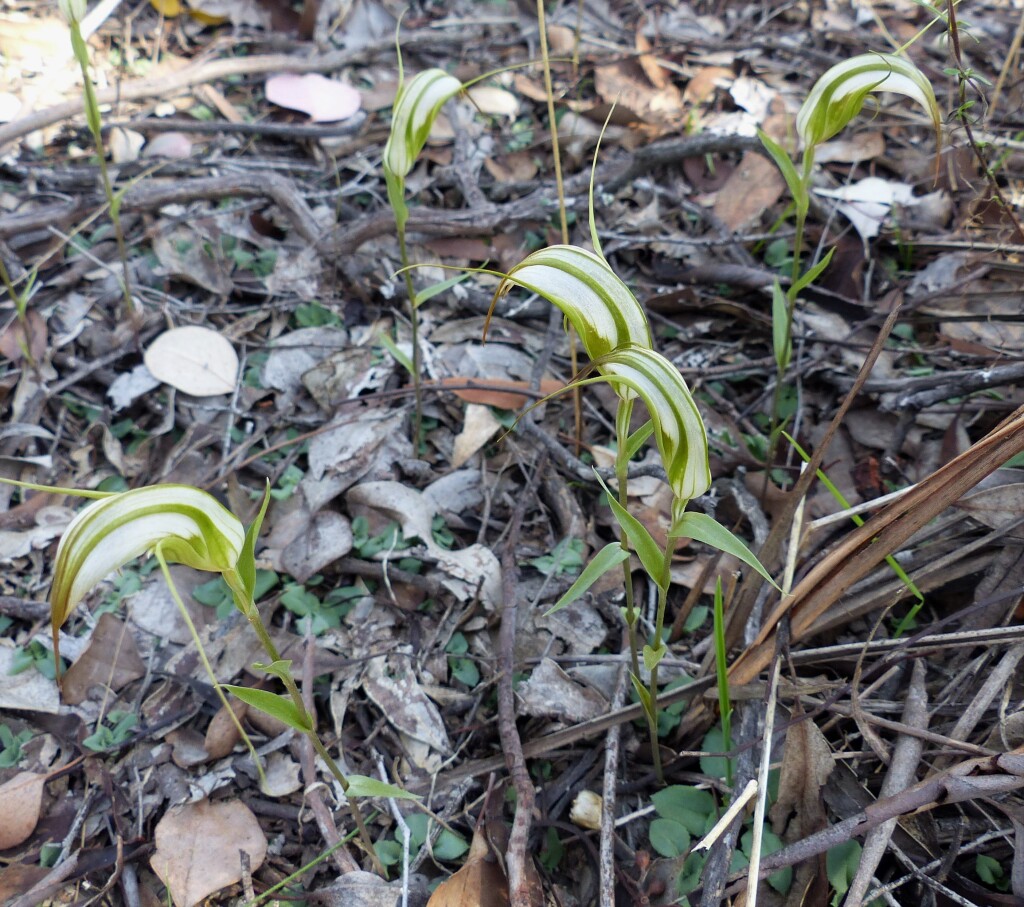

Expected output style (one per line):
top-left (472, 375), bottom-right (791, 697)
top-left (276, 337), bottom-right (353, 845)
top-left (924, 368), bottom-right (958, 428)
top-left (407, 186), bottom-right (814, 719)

top-left (769, 713), bottom-right (835, 841)
top-left (61, 612), bottom-right (146, 705)
top-left (266, 73), bottom-right (362, 122)
top-left (150, 798), bottom-right (267, 907)
top-left (0, 772), bottom-right (46, 849)
top-left (109, 127), bottom-right (145, 163)
top-left (144, 326), bottom-right (239, 397)
top-left (452, 403), bottom-right (501, 469)
top-left (144, 132), bottom-right (194, 159)
top-left (466, 85), bottom-right (519, 120)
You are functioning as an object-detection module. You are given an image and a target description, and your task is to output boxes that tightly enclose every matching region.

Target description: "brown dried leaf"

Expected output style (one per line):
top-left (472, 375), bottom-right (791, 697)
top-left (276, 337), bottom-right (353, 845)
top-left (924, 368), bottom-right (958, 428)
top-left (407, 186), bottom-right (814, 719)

top-left (204, 699), bottom-right (247, 760)
top-left (150, 799), bottom-right (267, 907)
top-left (0, 772), bottom-right (46, 849)
top-left (769, 715), bottom-right (834, 841)
top-left (636, 28), bottom-right (670, 89)
top-left (61, 612), bottom-right (146, 705)
top-left (712, 150), bottom-right (784, 231)
top-left (280, 510), bottom-right (353, 583)
top-left (0, 862), bottom-right (49, 903)
top-left (957, 482), bottom-right (1024, 532)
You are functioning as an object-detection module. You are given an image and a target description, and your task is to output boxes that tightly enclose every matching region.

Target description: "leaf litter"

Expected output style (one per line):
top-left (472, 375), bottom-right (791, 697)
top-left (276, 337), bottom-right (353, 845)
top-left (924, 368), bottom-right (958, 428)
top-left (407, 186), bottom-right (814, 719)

top-left (1, 0), bottom-right (1024, 905)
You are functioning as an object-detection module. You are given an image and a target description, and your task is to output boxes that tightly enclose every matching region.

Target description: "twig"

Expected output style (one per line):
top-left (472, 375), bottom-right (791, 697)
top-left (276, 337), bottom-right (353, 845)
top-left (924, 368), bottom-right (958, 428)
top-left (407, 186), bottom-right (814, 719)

top-left (599, 641), bottom-right (628, 907)
top-left (497, 449), bottom-right (544, 907)
top-left (844, 658), bottom-right (928, 906)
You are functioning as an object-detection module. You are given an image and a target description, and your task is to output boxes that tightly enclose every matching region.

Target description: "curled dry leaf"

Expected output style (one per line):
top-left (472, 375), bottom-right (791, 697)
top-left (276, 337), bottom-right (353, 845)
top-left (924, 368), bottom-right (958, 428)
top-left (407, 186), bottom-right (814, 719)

top-left (144, 326), bottom-right (239, 397)
top-left (0, 772), bottom-right (46, 849)
top-left (150, 798), bottom-right (267, 907)
top-left (265, 73), bottom-right (362, 122)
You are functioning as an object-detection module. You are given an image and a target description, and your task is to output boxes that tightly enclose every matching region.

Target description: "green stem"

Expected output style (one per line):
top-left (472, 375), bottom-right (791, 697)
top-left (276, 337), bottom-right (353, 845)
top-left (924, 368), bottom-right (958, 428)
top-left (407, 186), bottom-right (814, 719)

top-left (644, 503), bottom-right (683, 785)
top-left (397, 227), bottom-right (424, 447)
top-left (69, 20), bottom-right (135, 319)
top-left (765, 152), bottom-right (814, 492)
top-left (614, 400), bottom-right (641, 682)
top-left (153, 547), bottom-right (267, 790)
top-left (239, 600), bottom-right (383, 876)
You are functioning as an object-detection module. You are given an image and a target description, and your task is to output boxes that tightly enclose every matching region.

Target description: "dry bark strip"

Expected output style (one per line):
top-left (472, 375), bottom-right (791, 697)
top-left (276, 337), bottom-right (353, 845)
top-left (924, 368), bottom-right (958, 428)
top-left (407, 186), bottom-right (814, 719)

top-left (729, 399), bottom-right (1024, 688)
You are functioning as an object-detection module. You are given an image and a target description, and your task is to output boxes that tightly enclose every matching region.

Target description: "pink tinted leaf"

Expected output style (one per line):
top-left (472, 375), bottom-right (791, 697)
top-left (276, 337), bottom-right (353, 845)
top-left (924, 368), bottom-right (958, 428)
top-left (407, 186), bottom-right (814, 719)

top-left (265, 73), bottom-right (362, 122)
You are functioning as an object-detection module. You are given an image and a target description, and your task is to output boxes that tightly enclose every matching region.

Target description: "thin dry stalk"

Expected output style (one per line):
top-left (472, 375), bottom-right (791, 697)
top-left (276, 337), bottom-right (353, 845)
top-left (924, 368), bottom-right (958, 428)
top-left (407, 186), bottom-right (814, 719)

top-left (497, 451), bottom-right (543, 907)
top-left (599, 651), bottom-right (629, 907)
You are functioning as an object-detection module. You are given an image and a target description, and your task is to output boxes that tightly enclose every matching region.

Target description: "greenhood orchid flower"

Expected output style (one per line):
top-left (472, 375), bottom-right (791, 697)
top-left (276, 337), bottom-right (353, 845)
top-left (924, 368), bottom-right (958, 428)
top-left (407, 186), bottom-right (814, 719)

top-left (51, 485), bottom-right (244, 663)
top-left (591, 346), bottom-right (711, 502)
top-left (797, 52), bottom-right (941, 150)
top-left (488, 244), bottom-right (653, 362)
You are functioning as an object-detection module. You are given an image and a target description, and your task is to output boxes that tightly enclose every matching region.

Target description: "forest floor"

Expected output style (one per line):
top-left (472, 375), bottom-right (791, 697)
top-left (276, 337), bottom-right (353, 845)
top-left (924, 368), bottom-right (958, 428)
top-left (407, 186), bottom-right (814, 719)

top-left (2, 0), bottom-right (1024, 905)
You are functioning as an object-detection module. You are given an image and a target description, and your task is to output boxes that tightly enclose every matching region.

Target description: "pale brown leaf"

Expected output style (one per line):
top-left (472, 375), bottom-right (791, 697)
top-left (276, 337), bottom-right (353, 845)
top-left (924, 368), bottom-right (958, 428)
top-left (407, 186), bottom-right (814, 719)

top-left (0, 772), bottom-right (46, 849)
top-left (150, 799), bottom-right (267, 907)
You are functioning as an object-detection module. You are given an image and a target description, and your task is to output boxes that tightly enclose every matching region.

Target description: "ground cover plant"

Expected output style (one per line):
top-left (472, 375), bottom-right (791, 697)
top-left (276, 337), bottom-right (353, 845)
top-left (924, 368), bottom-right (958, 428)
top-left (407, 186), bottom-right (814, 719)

top-left (3, 1), bottom-right (1024, 906)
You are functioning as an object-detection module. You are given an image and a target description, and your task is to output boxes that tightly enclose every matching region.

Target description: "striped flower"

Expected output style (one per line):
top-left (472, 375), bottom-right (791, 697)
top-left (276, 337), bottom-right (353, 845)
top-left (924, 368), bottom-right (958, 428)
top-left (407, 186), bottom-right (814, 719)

top-left (594, 347), bottom-right (711, 501)
top-left (797, 53), bottom-right (940, 150)
top-left (489, 245), bottom-right (653, 362)
top-left (51, 485), bottom-right (244, 657)
top-left (383, 68), bottom-right (463, 181)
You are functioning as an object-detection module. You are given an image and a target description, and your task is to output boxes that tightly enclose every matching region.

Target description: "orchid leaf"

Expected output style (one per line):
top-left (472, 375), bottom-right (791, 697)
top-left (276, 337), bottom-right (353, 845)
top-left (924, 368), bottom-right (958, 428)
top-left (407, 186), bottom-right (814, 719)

top-left (595, 472), bottom-right (665, 587)
top-left (546, 542), bottom-right (631, 616)
top-left (345, 775), bottom-right (421, 801)
top-left (669, 512), bottom-right (779, 589)
top-left (222, 685), bottom-right (312, 732)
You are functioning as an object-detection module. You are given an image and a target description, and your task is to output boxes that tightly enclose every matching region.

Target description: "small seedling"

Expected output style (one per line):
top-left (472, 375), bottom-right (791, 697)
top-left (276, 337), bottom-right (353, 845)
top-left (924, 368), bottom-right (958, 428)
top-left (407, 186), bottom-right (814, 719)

top-left (8, 640), bottom-right (65, 680)
top-left (528, 537), bottom-right (584, 576)
top-left (0, 723), bottom-right (32, 767)
top-left (445, 632), bottom-right (479, 687)
top-left (82, 709), bottom-right (138, 752)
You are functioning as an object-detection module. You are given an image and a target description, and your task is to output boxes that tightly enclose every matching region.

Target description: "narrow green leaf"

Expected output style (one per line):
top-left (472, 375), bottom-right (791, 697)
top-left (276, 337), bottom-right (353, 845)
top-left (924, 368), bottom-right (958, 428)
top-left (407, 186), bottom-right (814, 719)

top-left (783, 433), bottom-right (923, 607)
top-left (790, 246), bottom-right (836, 298)
top-left (237, 481), bottom-right (272, 605)
top-left (771, 279), bottom-right (791, 371)
top-left (222, 685), bottom-right (312, 732)
top-left (630, 671), bottom-right (654, 721)
top-left (413, 269), bottom-right (474, 308)
top-left (251, 659), bottom-right (294, 684)
top-left (642, 643), bottom-right (665, 672)
top-left (595, 472), bottom-right (666, 585)
top-left (623, 420), bottom-right (655, 462)
top-left (757, 129), bottom-right (807, 216)
top-left (669, 512), bottom-right (779, 589)
top-left (545, 542), bottom-right (630, 616)
top-left (378, 331), bottom-right (415, 376)
top-left (344, 774), bottom-right (421, 800)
